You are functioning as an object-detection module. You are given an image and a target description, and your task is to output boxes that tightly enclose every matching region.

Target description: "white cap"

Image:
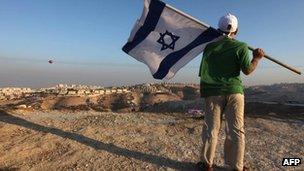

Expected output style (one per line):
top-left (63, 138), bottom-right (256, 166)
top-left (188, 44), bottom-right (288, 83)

top-left (218, 13), bottom-right (238, 33)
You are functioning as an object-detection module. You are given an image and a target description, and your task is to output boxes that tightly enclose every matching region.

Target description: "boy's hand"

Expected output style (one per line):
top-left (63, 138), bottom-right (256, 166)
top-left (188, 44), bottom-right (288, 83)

top-left (253, 48), bottom-right (265, 60)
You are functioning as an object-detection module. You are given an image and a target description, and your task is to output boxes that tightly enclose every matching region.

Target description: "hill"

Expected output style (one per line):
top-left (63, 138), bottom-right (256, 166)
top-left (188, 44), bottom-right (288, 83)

top-left (0, 105), bottom-right (303, 170)
top-left (0, 83), bottom-right (303, 170)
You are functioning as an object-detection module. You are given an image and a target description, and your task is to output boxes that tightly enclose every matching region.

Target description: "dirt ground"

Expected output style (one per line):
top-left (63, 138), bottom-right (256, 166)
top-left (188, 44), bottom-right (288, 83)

top-left (0, 104), bottom-right (303, 171)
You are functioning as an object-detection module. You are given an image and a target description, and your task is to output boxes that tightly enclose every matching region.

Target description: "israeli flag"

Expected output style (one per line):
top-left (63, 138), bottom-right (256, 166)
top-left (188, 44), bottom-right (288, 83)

top-left (122, 0), bottom-right (223, 79)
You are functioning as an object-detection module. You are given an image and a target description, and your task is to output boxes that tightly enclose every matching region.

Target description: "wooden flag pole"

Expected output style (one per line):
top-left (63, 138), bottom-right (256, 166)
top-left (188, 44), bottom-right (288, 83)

top-left (247, 46), bottom-right (301, 75)
top-left (165, 3), bottom-right (302, 75)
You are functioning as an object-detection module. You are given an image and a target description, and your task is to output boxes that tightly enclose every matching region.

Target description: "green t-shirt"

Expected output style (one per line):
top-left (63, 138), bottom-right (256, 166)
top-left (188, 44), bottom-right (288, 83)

top-left (199, 37), bottom-right (251, 97)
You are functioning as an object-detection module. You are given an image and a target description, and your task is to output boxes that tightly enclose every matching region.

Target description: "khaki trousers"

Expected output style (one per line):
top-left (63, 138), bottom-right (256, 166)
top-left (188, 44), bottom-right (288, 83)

top-left (201, 93), bottom-right (245, 171)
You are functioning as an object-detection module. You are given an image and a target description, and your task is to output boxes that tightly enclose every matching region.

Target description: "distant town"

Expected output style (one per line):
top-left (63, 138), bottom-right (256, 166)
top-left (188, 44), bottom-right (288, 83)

top-left (0, 83), bottom-right (199, 101)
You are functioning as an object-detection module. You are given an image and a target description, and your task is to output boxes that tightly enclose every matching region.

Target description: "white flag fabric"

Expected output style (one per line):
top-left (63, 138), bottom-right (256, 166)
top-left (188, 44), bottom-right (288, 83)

top-left (123, 0), bottom-right (223, 80)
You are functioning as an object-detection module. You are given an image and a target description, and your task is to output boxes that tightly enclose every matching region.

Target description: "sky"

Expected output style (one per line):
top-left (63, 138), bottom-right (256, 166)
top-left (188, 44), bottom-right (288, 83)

top-left (0, 0), bottom-right (303, 88)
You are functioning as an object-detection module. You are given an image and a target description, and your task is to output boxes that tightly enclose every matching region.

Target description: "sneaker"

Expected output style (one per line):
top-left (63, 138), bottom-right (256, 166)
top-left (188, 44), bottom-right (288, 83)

top-left (196, 162), bottom-right (213, 171)
top-left (243, 166), bottom-right (250, 171)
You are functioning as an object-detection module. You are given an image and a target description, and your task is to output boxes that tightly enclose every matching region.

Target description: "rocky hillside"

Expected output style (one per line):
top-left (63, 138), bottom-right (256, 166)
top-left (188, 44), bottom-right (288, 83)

top-left (0, 83), bottom-right (304, 113)
top-left (245, 83), bottom-right (304, 103)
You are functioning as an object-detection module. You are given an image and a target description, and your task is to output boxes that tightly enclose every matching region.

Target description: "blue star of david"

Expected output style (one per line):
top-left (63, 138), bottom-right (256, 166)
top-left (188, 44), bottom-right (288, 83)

top-left (157, 30), bottom-right (180, 51)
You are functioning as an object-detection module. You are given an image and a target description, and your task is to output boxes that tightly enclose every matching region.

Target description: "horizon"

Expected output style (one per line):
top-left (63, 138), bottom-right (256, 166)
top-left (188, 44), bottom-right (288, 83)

top-left (0, 0), bottom-right (304, 87)
top-left (1, 81), bottom-right (304, 89)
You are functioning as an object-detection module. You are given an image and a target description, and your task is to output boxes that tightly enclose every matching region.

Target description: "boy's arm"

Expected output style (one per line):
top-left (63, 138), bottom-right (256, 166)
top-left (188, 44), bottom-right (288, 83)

top-left (242, 48), bottom-right (264, 75)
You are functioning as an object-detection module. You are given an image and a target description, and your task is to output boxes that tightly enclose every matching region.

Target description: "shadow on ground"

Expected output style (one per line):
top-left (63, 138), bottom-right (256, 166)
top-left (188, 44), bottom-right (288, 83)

top-left (0, 167), bottom-right (19, 171)
top-left (0, 110), bottom-right (227, 171)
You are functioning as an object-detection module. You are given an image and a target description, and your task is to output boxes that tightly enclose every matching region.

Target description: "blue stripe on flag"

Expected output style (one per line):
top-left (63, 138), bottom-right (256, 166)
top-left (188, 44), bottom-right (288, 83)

top-left (122, 0), bottom-right (165, 53)
top-left (153, 27), bottom-right (222, 79)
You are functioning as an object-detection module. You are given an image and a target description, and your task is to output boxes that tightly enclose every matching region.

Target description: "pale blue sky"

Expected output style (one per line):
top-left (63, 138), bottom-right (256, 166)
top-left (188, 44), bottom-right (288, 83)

top-left (0, 0), bottom-right (303, 88)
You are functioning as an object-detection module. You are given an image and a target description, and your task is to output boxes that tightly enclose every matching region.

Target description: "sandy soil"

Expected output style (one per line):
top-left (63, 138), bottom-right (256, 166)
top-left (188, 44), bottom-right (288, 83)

top-left (0, 106), bottom-right (303, 171)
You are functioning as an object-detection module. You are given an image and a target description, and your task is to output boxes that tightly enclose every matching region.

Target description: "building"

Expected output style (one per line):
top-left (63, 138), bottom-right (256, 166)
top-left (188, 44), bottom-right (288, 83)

top-left (67, 90), bottom-right (77, 96)
top-left (105, 89), bottom-right (111, 95)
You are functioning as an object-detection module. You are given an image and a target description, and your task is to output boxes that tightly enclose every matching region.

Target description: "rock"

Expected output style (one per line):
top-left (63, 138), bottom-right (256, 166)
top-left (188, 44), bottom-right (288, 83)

top-left (16, 104), bottom-right (27, 109)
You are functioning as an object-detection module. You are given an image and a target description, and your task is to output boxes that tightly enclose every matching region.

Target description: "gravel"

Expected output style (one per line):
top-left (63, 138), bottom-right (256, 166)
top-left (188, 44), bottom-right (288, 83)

top-left (0, 109), bottom-right (303, 171)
